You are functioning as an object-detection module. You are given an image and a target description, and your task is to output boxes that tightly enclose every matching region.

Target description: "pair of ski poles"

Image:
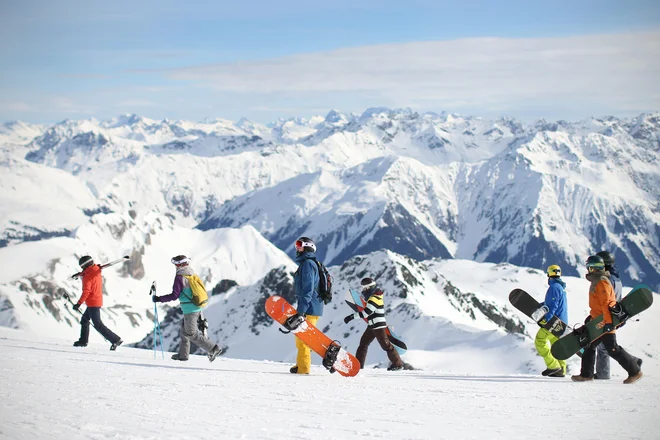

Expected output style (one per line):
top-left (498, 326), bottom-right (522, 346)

top-left (150, 281), bottom-right (165, 359)
top-left (148, 282), bottom-right (208, 358)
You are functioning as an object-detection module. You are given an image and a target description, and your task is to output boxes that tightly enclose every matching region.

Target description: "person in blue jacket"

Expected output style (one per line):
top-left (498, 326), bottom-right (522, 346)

top-left (289, 236), bottom-right (323, 374)
top-left (594, 251), bottom-right (623, 379)
top-left (534, 264), bottom-right (568, 377)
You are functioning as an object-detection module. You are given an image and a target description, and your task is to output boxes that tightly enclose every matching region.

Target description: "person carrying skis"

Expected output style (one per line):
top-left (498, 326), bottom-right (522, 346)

top-left (72, 255), bottom-right (123, 350)
top-left (593, 251), bottom-right (623, 380)
top-left (289, 237), bottom-right (323, 374)
top-left (534, 265), bottom-right (568, 377)
top-left (344, 277), bottom-right (412, 371)
top-left (152, 255), bottom-right (222, 362)
top-left (571, 255), bottom-right (643, 384)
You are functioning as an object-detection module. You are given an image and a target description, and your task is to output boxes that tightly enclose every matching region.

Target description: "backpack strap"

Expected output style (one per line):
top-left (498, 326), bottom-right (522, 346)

top-left (180, 275), bottom-right (193, 304)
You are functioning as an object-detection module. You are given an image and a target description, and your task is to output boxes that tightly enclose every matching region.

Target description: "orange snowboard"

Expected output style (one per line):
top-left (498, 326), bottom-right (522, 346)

top-left (265, 295), bottom-right (360, 377)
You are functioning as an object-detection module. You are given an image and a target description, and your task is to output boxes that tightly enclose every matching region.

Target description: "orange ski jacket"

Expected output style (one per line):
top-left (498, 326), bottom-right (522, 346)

top-left (586, 271), bottom-right (616, 334)
top-left (78, 264), bottom-right (104, 307)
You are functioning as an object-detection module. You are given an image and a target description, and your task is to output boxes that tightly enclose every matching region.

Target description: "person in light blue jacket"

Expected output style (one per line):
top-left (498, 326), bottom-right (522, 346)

top-left (289, 237), bottom-right (323, 374)
top-left (534, 264), bottom-right (568, 377)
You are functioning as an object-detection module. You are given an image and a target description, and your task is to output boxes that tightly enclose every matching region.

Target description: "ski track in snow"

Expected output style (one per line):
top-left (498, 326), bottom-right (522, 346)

top-left (1, 328), bottom-right (658, 440)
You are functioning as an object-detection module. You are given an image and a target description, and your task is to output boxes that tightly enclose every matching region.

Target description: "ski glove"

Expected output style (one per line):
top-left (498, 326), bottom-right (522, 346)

top-left (72, 303), bottom-right (81, 312)
top-left (152, 295), bottom-right (159, 303)
top-left (343, 314), bottom-right (355, 324)
top-left (602, 323), bottom-right (614, 333)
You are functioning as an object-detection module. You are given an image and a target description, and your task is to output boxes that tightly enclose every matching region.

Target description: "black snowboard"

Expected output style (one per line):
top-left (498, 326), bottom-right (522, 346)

top-left (551, 284), bottom-right (654, 361)
top-left (509, 288), bottom-right (571, 338)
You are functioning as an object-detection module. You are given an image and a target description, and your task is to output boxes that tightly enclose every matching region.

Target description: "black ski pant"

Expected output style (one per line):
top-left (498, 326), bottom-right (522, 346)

top-left (79, 307), bottom-right (121, 344)
top-left (580, 333), bottom-right (640, 377)
top-left (355, 327), bottom-right (403, 369)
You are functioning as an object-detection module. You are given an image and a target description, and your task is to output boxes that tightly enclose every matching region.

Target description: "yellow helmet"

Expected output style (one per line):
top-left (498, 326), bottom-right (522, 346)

top-left (546, 265), bottom-right (561, 277)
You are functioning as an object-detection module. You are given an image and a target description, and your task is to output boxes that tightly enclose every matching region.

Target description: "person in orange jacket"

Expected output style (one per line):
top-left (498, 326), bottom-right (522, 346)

top-left (73, 256), bottom-right (123, 350)
top-left (571, 255), bottom-right (642, 384)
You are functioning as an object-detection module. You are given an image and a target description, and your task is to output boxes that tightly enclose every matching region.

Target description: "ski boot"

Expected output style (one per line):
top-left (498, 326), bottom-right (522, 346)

top-left (208, 345), bottom-right (222, 362)
top-left (73, 340), bottom-right (87, 347)
top-left (542, 367), bottom-right (563, 377)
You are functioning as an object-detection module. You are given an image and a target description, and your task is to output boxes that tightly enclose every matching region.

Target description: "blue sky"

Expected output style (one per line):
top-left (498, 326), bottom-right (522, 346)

top-left (1, 0), bottom-right (659, 123)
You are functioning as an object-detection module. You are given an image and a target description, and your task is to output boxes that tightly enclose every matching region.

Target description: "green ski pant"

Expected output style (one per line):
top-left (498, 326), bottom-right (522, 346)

top-left (535, 328), bottom-right (566, 372)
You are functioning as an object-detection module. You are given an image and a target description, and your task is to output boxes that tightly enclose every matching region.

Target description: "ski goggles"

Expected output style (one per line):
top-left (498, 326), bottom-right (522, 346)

top-left (295, 239), bottom-right (314, 252)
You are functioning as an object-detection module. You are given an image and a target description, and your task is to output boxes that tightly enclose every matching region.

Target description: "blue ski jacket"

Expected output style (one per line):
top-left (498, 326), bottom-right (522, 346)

top-left (542, 277), bottom-right (568, 323)
top-left (294, 252), bottom-right (323, 317)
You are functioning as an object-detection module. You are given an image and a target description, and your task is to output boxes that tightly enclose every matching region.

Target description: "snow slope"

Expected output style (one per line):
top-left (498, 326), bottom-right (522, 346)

top-left (1, 328), bottom-right (659, 440)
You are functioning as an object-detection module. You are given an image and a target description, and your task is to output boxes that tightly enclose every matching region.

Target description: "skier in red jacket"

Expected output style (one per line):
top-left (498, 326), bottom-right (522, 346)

top-left (73, 256), bottom-right (123, 350)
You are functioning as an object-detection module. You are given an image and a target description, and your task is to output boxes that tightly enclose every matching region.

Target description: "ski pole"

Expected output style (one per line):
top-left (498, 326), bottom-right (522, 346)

top-left (150, 282), bottom-right (164, 359)
top-left (71, 255), bottom-right (130, 279)
top-left (62, 292), bottom-right (108, 342)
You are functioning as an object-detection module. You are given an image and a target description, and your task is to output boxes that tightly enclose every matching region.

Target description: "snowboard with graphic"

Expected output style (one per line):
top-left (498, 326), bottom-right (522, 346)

top-left (345, 289), bottom-right (408, 355)
top-left (551, 284), bottom-right (654, 361)
top-left (265, 295), bottom-right (360, 377)
top-left (509, 288), bottom-right (572, 338)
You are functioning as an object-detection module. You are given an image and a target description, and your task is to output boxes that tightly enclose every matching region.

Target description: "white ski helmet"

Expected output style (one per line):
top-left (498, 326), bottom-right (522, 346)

top-left (171, 255), bottom-right (191, 266)
top-left (294, 237), bottom-right (316, 253)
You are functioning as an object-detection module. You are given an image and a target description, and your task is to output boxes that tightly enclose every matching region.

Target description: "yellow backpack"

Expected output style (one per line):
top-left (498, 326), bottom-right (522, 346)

top-left (183, 274), bottom-right (209, 308)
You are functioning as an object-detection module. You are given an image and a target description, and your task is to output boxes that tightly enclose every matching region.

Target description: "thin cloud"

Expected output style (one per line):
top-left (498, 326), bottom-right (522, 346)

top-left (57, 74), bottom-right (110, 79)
top-left (116, 99), bottom-right (156, 107)
top-left (0, 101), bottom-right (32, 112)
top-left (52, 97), bottom-right (97, 114)
top-left (162, 32), bottom-right (660, 113)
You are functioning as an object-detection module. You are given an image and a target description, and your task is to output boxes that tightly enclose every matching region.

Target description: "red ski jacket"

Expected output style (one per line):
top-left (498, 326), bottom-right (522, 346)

top-left (78, 264), bottom-right (104, 307)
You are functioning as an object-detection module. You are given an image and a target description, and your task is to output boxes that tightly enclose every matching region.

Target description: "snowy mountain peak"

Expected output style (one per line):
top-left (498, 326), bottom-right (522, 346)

top-left (325, 109), bottom-right (348, 124)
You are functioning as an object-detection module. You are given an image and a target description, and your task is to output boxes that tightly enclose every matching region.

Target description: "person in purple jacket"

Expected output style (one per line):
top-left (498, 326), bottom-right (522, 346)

top-left (152, 255), bottom-right (222, 362)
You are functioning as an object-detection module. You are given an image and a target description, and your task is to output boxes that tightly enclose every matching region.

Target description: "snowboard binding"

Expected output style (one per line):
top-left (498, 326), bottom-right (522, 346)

top-left (278, 313), bottom-right (306, 334)
top-left (609, 303), bottom-right (628, 321)
top-left (322, 341), bottom-right (342, 373)
top-left (573, 324), bottom-right (591, 347)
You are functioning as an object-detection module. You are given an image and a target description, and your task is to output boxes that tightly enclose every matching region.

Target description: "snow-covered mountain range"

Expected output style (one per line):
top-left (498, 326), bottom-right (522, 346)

top-left (0, 108), bottom-right (658, 372)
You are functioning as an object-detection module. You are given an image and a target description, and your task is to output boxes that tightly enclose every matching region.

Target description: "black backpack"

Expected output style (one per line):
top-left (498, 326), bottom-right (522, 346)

top-left (296, 257), bottom-right (333, 304)
top-left (315, 260), bottom-right (333, 304)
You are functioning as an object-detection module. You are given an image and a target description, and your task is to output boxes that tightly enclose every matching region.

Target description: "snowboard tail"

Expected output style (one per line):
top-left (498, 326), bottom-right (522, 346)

top-left (551, 285), bottom-right (654, 361)
top-left (265, 295), bottom-right (360, 377)
top-left (509, 288), bottom-right (571, 339)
